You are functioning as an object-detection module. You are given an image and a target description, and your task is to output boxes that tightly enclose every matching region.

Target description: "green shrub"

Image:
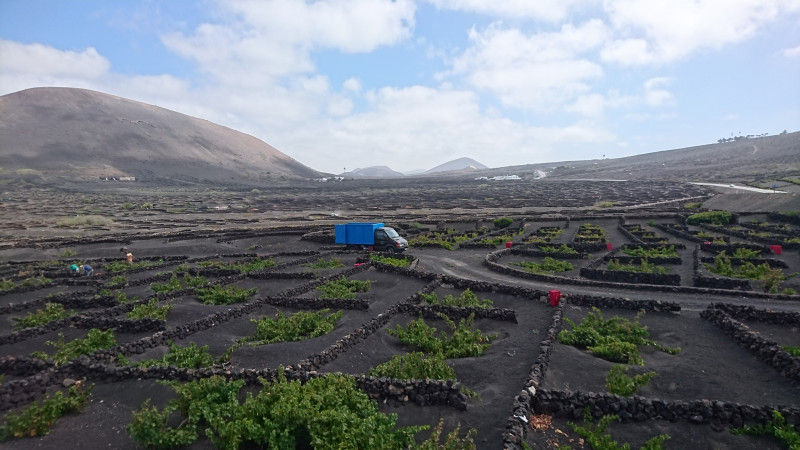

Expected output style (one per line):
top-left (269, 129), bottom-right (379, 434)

top-left (127, 299), bottom-right (173, 320)
top-left (607, 259), bottom-right (669, 274)
top-left (150, 274), bottom-right (182, 293)
top-left (370, 254), bottom-right (411, 267)
top-left (55, 215), bottom-right (113, 227)
top-left (127, 399), bottom-right (197, 450)
top-left (137, 342), bottom-right (215, 369)
top-left (197, 285), bottom-right (256, 305)
top-left (369, 351), bottom-right (457, 380)
top-left (569, 409), bottom-right (669, 450)
top-left (0, 279), bottom-right (15, 291)
top-left (198, 258), bottom-right (276, 274)
top-left (317, 276), bottom-right (370, 299)
top-left (105, 259), bottom-right (161, 273)
top-left (684, 202), bottom-right (703, 209)
top-left (539, 244), bottom-right (578, 254)
top-left (303, 257), bottom-right (345, 269)
top-left (493, 217), bottom-right (514, 229)
top-left (408, 233), bottom-right (455, 250)
top-left (687, 210), bottom-right (732, 225)
top-left (732, 247), bottom-right (762, 259)
top-left (558, 308), bottom-right (680, 365)
top-left (30, 328), bottom-right (116, 365)
top-left (420, 289), bottom-right (493, 309)
top-left (605, 365), bottom-right (657, 396)
top-left (511, 257), bottom-right (574, 274)
top-left (12, 303), bottom-right (75, 330)
top-left (245, 309), bottom-right (342, 345)
top-left (731, 410), bottom-right (800, 449)
top-left (21, 276), bottom-right (52, 287)
top-left (388, 313), bottom-right (496, 359)
top-left (622, 246), bottom-right (678, 258)
top-left (127, 373), bottom-right (431, 449)
top-left (0, 382), bottom-right (93, 440)
top-left (783, 346), bottom-right (800, 357)
top-left (595, 201), bottom-right (618, 208)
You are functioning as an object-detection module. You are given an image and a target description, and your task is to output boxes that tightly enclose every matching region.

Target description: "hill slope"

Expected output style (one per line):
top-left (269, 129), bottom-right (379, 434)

top-left (426, 157), bottom-right (488, 174)
top-left (0, 87), bottom-right (321, 185)
top-left (480, 133), bottom-right (800, 182)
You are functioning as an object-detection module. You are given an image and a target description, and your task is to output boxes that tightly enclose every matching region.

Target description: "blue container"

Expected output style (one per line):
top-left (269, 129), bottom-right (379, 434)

top-left (334, 222), bottom-right (384, 245)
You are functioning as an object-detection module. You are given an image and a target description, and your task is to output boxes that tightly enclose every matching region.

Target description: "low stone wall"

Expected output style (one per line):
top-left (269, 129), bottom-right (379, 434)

top-left (708, 303), bottom-right (800, 325)
top-left (567, 294), bottom-right (681, 312)
top-left (503, 302), bottom-right (564, 447)
top-left (512, 247), bottom-right (588, 260)
top-left (399, 303), bottom-right (517, 323)
top-left (0, 355), bottom-right (466, 413)
top-left (693, 246), bottom-right (753, 290)
top-left (699, 256), bottom-right (788, 269)
top-left (488, 248), bottom-right (796, 298)
top-left (262, 296), bottom-right (369, 311)
top-left (603, 255), bottom-right (683, 265)
top-left (698, 224), bottom-right (798, 249)
top-left (580, 268), bottom-right (681, 286)
top-left (531, 389), bottom-right (800, 427)
top-left (700, 306), bottom-right (800, 384)
top-left (769, 212), bottom-right (800, 226)
top-left (654, 223), bottom-right (705, 243)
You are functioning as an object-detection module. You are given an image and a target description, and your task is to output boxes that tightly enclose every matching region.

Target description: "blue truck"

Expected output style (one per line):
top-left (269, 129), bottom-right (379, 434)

top-left (334, 222), bottom-right (408, 253)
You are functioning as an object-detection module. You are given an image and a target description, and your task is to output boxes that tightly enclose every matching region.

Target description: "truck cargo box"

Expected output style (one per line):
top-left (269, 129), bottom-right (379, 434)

top-left (334, 222), bottom-right (385, 245)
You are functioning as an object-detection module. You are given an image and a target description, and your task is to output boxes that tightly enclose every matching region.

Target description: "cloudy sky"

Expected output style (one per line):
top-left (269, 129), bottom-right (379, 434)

top-left (1, 0), bottom-right (799, 174)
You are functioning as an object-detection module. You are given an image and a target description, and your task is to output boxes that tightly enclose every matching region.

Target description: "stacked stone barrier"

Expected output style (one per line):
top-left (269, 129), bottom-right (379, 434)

top-left (579, 268), bottom-right (681, 286)
top-left (488, 246), bottom-right (794, 298)
top-left (531, 390), bottom-right (799, 427)
top-left (693, 246), bottom-right (753, 291)
top-left (698, 223), bottom-right (798, 249)
top-left (262, 296), bottom-right (369, 311)
top-left (512, 246), bottom-right (589, 260)
top-left (708, 303), bottom-right (800, 325)
top-left (504, 286), bottom-right (681, 447)
top-left (769, 212), bottom-right (800, 226)
top-left (399, 303), bottom-right (517, 323)
top-left (700, 305), bottom-right (800, 384)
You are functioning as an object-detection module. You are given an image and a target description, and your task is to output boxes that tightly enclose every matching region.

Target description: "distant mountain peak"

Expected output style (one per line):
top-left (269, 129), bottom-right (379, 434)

top-left (341, 166), bottom-right (405, 178)
top-left (425, 157), bottom-right (488, 174)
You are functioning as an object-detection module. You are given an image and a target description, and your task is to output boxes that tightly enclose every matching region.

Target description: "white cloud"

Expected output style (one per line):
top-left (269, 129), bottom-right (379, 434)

top-left (601, 0), bottom-right (800, 65)
top-left (427, 0), bottom-right (599, 22)
top-left (565, 90), bottom-right (633, 118)
top-left (342, 78), bottom-right (362, 93)
top-left (643, 77), bottom-right (674, 107)
top-left (444, 21), bottom-right (609, 111)
top-left (276, 85), bottom-right (616, 172)
top-left (0, 39), bottom-right (110, 82)
top-left (162, 0), bottom-right (415, 87)
top-left (783, 45), bottom-right (800, 57)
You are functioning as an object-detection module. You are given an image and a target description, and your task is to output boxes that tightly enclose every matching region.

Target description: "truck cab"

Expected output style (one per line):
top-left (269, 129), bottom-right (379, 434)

top-left (374, 226), bottom-right (408, 253)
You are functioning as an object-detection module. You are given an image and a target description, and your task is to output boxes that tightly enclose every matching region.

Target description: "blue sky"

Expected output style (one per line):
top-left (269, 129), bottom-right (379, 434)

top-left (1, 0), bottom-right (799, 174)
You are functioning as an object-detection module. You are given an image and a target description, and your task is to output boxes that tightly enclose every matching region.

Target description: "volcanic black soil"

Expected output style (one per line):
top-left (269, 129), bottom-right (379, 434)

top-left (1, 179), bottom-right (799, 450)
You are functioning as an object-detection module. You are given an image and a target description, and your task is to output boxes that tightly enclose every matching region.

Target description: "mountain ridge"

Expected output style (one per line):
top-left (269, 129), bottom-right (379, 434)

top-left (0, 87), bottom-right (321, 185)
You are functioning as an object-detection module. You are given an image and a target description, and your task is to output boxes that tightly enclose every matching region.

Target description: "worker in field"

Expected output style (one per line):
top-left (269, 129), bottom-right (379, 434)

top-left (78, 264), bottom-right (93, 276)
top-left (69, 263), bottom-right (79, 274)
top-left (126, 252), bottom-right (134, 263)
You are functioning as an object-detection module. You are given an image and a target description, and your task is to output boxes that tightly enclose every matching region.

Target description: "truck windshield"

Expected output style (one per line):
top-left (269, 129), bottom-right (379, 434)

top-left (384, 228), bottom-right (399, 238)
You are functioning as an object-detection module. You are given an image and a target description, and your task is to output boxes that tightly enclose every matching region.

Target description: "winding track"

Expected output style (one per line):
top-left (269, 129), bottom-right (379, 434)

top-left (411, 248), bottom-right (800, 313)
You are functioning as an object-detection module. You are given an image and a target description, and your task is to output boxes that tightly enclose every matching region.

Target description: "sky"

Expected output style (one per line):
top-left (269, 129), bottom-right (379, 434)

top-left (1, 0), bottom-right (799, 174)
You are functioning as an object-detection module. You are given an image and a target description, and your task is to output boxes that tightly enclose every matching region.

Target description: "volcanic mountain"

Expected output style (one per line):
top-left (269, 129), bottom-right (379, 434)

top-left (0, 87), bottom-right (321, 185)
